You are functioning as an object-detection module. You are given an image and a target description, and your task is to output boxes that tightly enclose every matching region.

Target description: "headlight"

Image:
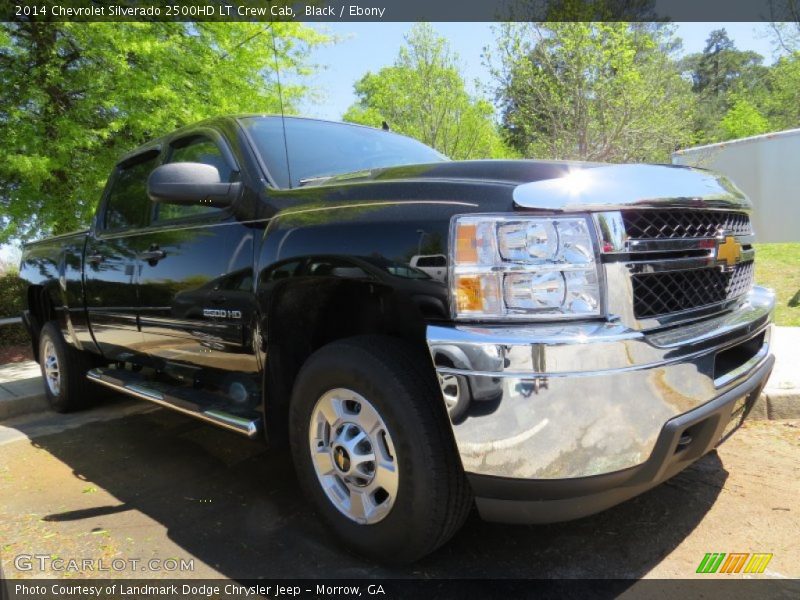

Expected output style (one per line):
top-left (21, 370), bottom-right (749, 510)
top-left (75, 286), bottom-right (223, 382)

top-left (450, 214), bottom-right (602, 320)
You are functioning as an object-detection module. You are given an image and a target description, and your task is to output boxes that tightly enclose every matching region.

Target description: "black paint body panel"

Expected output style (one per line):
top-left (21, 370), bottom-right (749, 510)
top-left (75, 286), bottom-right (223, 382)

top-left (18, 115), bottom-right (587, 439)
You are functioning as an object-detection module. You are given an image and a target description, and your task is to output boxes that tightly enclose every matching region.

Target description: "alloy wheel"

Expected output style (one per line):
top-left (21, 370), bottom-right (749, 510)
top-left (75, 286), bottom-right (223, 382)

top-left (308, 388), bottom-right (399, 524)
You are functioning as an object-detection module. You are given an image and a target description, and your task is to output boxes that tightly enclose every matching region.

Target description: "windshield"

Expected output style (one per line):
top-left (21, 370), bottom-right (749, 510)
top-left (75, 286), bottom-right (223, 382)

top-left (240, 116), bottom-right (448, 188)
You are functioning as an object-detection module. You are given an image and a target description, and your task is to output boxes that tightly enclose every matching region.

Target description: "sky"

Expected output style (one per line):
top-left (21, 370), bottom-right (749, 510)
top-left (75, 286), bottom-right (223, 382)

top-left (298, 22), bottom-right (779, 121)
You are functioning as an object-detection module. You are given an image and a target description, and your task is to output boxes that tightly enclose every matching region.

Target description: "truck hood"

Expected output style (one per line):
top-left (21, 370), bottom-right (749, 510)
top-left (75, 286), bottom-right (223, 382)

top-left (302, 160), bottom-right (750, 212)
top-left (511, 163), bottom-right (751, 212)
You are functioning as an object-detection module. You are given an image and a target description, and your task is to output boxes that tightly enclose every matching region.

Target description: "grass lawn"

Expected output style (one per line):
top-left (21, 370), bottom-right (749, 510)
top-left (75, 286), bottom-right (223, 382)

top-left (754, 243), bottom-right (800, 327)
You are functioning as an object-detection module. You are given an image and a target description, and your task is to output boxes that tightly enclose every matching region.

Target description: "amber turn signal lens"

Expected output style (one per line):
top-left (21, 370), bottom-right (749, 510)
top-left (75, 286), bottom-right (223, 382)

top-left (455, 223), bottom-right (478, 264)
top-left (455, 275), bottom-right (484, 313)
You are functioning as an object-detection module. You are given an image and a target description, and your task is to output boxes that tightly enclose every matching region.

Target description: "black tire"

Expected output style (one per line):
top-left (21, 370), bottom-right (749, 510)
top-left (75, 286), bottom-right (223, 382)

top-left (289, 335), bottom-right (472, 563)
top-left (38, 321), bottom-right (102, 413)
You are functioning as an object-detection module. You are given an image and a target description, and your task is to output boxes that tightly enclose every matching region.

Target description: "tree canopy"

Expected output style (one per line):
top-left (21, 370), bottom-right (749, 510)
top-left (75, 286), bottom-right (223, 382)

top-left (343, 24), bottom-right (511, 160)
top-left (0, 22), bottom-right (327, 243)
top-left (679, 28), bottom-right (769, 143)
top-left (677, 27), bottom-right (800, 142)
top-left (753, 51), bottom-right (800, 131)
top-left (488, 22), bottom-right (694, 163)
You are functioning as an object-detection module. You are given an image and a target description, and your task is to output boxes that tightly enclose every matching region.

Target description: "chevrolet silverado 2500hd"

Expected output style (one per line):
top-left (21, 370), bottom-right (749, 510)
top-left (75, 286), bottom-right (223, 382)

top-left (19, 116), bottom-right (775, 562)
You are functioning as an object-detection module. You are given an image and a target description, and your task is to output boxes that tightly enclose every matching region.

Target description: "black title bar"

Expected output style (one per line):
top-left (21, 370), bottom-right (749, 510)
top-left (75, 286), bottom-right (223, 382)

top-left (3, 0), bottom-right (800, 22)
top-left (2, 579), bottom-right (800, 600)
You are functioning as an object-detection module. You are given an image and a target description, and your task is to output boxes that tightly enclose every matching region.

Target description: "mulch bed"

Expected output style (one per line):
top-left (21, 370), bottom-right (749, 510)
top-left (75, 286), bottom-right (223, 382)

top-left (0, 344), bottom-right (34, 365)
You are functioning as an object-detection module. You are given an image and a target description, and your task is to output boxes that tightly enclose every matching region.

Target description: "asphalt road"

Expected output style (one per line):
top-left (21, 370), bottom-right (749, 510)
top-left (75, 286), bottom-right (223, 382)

top-left (0, 397), bottom-right (798, 581)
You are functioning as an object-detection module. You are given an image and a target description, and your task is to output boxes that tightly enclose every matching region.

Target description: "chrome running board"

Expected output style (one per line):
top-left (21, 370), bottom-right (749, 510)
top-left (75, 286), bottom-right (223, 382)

top-left (87, 368), bottom-right (261, 438)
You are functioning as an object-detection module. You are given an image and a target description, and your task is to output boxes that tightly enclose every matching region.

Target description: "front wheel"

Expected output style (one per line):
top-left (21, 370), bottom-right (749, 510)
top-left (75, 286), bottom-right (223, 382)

top-left (289, 336), bottom-right (472, 563)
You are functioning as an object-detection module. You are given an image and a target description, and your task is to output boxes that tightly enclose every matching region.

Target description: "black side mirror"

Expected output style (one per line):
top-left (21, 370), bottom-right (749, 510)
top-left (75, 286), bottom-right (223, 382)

top-left (147, 162), bottom-right (241, 207)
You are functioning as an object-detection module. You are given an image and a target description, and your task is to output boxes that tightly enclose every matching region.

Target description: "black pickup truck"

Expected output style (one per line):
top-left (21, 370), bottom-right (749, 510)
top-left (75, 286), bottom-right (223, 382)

top-left (19, 115), bottom-right (775, 562)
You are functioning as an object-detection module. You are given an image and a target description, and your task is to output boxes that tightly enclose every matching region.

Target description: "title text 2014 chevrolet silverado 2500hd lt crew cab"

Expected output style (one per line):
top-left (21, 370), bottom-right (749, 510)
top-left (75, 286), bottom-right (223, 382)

top-left (19, 116), bottom-right (775, 562)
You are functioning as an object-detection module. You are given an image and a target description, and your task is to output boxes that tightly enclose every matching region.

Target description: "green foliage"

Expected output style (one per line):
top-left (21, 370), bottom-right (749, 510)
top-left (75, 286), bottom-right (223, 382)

top-left (0, 271), bottom-right (28, 347)
top-left (490, 23), bottom-right (799, 158)
top-left (0, 22), bottom-right (328, 244)
top-left (706, 49), bottom-right (800, 142)
top-left (343, 24), bottom-right (512, 160)
top-left (719, 98), bottom-right (771, 140)
top-left (757, 52), bottom-right (800, 131)
top-left (490, 23), bottom-right (694, 163)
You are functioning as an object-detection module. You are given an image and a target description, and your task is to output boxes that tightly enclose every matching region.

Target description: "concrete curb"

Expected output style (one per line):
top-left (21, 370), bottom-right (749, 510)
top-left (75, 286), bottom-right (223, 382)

top-left (0, 390), bottom-right (48, 420)
top-left (755, 389), bottom-right (800, 420)
top-left (0, 361), bottom-right (48, 420)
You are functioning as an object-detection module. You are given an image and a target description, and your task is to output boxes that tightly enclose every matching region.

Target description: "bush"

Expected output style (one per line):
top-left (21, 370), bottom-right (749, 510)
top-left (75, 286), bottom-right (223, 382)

top-left (0, 271), bottom-right (30, 347)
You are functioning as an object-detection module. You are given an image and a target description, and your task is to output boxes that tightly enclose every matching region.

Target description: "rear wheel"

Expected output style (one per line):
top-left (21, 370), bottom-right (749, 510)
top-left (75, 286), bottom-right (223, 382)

top-left (289, 336), bottom-right (472, 563)
top-left (38, 322), bottom-right (102, 413)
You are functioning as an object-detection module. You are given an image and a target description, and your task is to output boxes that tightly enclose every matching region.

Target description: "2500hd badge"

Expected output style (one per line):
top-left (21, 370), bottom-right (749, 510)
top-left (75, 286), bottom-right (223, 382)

top-left (202, 308), bottom-right (242, 319)
top-left (19, 115), bottom-right (775, 562)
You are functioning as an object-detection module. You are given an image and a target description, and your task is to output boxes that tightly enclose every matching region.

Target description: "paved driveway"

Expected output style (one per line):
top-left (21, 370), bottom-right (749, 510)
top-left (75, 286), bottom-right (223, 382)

top-left (0, 399), bottom-right (798, 581)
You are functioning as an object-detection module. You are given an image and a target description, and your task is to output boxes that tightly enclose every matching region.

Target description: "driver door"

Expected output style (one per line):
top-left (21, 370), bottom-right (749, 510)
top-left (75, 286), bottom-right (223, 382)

top-left (136, 133), bottom-right (259, 380)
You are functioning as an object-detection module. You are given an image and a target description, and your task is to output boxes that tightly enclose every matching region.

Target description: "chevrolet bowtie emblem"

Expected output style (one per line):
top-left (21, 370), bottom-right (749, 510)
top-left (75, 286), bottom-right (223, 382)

top-left (334, 447), bottom-right (350, 472)
top-left (716, 235), bottom-right (742, 268)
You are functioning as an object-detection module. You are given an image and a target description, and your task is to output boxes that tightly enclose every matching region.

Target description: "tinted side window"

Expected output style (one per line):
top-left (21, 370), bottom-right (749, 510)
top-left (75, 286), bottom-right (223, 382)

top-left (156, 136), bottom-right (233, 221)
top-left (104, 153), bottom-right (158, 231)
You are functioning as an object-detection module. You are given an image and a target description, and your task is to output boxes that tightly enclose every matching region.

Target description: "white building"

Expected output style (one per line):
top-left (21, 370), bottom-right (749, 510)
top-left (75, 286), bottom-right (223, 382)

top-left (672, 128), bottom-right (800, 243)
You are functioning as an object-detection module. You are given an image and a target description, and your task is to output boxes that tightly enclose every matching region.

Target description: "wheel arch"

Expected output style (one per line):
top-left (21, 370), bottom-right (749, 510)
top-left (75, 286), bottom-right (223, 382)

top-left (24, 284), bottom-right (58, 362)
top-left (259, 276), bottom-right (441, 445)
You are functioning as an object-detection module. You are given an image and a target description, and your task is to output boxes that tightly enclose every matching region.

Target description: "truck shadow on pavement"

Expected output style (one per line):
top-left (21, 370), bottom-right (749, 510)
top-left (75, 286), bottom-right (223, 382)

top-left (22, 405), bottom-right (727, 579)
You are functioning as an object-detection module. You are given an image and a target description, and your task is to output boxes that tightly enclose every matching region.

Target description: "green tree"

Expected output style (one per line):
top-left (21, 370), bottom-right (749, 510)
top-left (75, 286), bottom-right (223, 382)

top-left (683, 29), bottom-right (765, 96)
top-left (680, 29), bottom-right (767, 143)
top-left (489, 22), bottom-right (694, 162)
top-left (758, 52), bottom-right (800, 130)
top-left (0, 22), bottom-right (328, 244)
top-left (343, 24), bottom-right (511, 160)
top-left (715, 49), bottom-right (800, 138)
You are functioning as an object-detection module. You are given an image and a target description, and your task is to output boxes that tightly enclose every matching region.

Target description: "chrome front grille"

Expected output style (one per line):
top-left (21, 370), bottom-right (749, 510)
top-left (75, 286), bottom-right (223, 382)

top-left (622, 210), bottom-right (752, 239)
top-left (632, 261), bottom-right (755, 318)
top-left (597, 209), bottom-right (756, 328)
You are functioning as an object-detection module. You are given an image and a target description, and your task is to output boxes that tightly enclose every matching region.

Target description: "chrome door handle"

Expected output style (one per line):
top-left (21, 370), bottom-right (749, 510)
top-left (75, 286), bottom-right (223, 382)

top-left (87, 254), bottom-right (104, 264)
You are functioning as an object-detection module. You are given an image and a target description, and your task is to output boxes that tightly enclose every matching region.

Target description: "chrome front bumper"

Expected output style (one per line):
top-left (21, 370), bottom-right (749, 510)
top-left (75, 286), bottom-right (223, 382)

top-left (426, 286), bottom-right (775, 482)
